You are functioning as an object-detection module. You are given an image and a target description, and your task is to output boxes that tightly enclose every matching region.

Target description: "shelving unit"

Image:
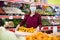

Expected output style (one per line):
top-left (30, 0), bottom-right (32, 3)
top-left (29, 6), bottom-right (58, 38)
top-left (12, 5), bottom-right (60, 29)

top-left (0, 1), bottom-right (60, 33)
top-left (0, 15), bottom-right (21, 18)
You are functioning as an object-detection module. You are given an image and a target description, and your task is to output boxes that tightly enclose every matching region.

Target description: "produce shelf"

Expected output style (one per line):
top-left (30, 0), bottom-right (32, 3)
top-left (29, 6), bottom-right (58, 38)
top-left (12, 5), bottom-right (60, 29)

top-left (0, 15), bottom-right (60, 19)
top-left (9, 1), bottom-right (60, 6)
top-left (42, 16), bottom-right (60, 19)
top-left (7, 26), bottom-right (60, 32)
top-left (0, 15), bottom-right (21, 19)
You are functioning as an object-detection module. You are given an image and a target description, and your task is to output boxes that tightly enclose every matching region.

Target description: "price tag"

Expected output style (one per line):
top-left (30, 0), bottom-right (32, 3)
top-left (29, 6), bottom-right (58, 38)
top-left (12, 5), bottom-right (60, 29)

top-left (48, 27), bottom-right (51, 30)
top-left (53, 17), bottom-right (56, 19)
top-left (4, 2), bottom-right (8, 5)
top-left (21, 15), bottom-right (24, 19)
top-left (55, 9), bottom-right (58, 11)
top-left (9, 16), bottom-right (13, 19)
top-left (48, 17), bottom-right (51, 19)
top-left (53, 26), bottom-right (57, 34)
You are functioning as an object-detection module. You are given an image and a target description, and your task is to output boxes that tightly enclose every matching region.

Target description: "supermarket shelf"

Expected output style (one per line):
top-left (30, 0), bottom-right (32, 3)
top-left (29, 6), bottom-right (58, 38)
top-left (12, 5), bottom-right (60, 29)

top-left (4, 1), bottom-right (60, 6)
top-left (41, 14), bottom-right (55, 16)
top-left (43, 25), bottom-right (60, 26)
top-left (35, 2), bottom-right (60, 6)
top-left (0, 15), bottom-right (22, 19)
top-left (7, 26), bottom-right (60, 32)
top-left (41, 26), bottom-right (60, 31)
top-left (0, 14), bottom-right (22, 15)
top-left (0, 15), bottom-right (60, 19)
top-left (18, 2), bottom-right (60, 6)
top-left (21, 2), bottom-right (59, 6)
top-left (42, 16), bottom-right (60, 19)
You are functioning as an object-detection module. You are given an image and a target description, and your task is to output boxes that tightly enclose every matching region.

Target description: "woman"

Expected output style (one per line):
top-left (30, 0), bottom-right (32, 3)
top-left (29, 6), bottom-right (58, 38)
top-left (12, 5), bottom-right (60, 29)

top-left (16, 4), bottom-right (42, 30)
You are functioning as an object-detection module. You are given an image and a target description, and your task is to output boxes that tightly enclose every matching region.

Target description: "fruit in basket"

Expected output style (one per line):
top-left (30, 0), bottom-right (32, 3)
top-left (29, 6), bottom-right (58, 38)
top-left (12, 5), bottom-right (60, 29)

top-left (50, 32), bottom-right (60, 40)
top-left (18, 26), bottom-right (36, 33)
top-left (26, 32), bottom-right (58, 40)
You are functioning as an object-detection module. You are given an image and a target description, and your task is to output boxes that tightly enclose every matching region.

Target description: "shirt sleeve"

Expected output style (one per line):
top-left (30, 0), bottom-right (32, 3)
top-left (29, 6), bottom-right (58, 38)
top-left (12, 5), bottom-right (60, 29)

top-left (20, 15), bottom-right (27, 26)
top-left (38, 14), bottom-right (42, 30)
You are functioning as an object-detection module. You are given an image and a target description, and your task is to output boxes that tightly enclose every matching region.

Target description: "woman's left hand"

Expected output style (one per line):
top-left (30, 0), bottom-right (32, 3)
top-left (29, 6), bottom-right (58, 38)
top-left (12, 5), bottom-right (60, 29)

top-left (35, 26), bottom-right (40, 32)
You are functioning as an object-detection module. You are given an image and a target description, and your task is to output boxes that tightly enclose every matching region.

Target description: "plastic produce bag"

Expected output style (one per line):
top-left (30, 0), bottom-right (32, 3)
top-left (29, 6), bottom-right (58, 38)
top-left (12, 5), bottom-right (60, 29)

top-left (18, 36), bottom-right (26, 40)
top-left (0, 27), bottom-right (18, 40)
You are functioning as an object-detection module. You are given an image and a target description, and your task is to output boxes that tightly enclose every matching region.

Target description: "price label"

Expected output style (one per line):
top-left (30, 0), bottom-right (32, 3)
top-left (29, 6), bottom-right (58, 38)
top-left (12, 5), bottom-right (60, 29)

top-left (21, 15), bottom-right (24, 19)
top-left (41, 27), bottom-right (43, 30)
top-left (53, 17), bottom-right (56, 19)
top-left (53, 26), bottom-right (57, 34)
top-left (9, 16), bottom-right (13, 19)
top-left (48, 17), bottom-right (51, 19)
top-left (49, 27), bottom-right (51, 30)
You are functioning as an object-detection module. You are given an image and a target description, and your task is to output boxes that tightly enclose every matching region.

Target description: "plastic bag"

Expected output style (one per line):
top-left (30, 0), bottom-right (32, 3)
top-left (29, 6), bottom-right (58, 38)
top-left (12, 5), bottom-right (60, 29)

top-left (0, 27), bottom-right (18, 40)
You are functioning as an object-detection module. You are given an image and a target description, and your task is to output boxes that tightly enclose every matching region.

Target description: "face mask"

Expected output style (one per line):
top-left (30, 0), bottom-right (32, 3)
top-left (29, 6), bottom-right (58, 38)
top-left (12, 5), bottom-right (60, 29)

top-left (30, 7), bottom-right (36, 12)
top-left (4, 2), bottom-right (8, 5)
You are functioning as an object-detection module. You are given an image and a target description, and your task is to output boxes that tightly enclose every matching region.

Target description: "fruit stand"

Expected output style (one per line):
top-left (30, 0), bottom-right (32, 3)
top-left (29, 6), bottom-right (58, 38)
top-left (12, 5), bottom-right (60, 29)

top-left (14, 26), bottom-right (60, 40)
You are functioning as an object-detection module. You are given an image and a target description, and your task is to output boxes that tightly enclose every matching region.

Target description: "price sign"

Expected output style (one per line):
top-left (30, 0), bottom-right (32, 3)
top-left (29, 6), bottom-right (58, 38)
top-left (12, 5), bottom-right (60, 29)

top-left (9, 16), bottom-right (13, 19)
top-left (53, 26), bottom-right (57, 34)
top-left (21, 15), bottom-right (24, 19)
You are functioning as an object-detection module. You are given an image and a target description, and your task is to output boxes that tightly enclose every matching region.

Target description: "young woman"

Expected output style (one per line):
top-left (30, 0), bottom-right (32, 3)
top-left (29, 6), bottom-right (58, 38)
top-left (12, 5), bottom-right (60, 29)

top-left (16, 4), bottom-right (42, 30)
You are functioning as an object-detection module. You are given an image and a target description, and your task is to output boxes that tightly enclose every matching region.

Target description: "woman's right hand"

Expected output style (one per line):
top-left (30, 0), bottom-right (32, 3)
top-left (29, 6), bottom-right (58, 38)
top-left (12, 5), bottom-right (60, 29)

top-left (35, 26), bottom-right (40, 32)
top-left (15, 24), bottom-right (20, 31)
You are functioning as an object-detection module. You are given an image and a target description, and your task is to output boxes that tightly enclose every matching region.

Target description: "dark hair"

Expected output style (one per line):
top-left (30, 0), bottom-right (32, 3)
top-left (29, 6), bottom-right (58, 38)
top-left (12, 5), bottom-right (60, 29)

top-left (0, 19), bottom-right (4, 26)
top-left (26, 8), bottom-right (31, 15)
top-left (28, 9), bottom-right (31, 15)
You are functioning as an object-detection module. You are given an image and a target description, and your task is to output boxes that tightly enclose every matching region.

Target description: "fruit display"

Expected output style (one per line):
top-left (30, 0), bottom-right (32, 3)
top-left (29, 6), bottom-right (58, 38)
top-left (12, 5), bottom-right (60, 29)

top-left (26, 32), bottom-right (58, 40)
top-left (18, 26), bottom-right (36, 33)
top-left (36, 8), bottom-right (55, 16)
top-left (42, 19), bottom-right (52, 26)
top-left (49, 32), bottom-right (60, 40)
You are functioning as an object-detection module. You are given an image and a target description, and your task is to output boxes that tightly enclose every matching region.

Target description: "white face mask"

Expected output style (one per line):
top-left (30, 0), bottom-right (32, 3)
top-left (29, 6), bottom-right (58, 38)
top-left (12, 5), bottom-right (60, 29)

top-left (4, 2), bottom-right (8, 5)
top-left (30, 7), bottom-right (36, 12)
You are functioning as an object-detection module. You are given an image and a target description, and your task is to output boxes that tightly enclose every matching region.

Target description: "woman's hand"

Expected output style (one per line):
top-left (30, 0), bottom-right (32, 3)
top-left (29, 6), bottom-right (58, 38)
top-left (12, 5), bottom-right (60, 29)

top-left (35, 26), bottom-right (40, 32)
top-left (15, 24), bottom-right (20, 31)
